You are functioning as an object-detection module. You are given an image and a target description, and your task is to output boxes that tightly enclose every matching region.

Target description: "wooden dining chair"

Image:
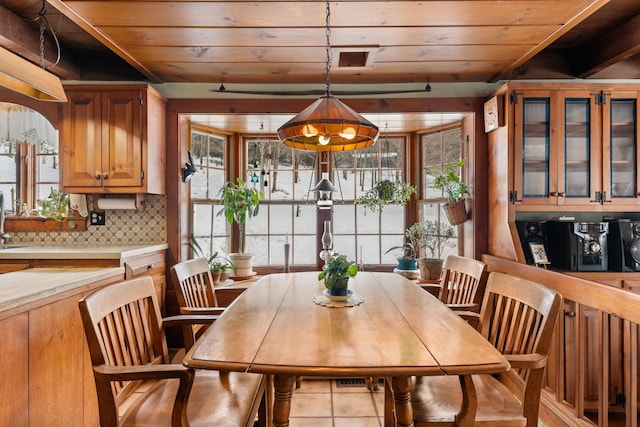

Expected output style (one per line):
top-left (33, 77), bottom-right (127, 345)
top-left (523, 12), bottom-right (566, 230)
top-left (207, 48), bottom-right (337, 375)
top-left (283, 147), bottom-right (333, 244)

top-left (170, 258), bottom-right (227, 348)
top-left (437, 255), bottom-right (488, 326)
top-left (79, 276), bottom-right (268, 427)
top-left (171, 257), bottom-right (225, 315)
top-left (405, 271), bottom-right (562, 427)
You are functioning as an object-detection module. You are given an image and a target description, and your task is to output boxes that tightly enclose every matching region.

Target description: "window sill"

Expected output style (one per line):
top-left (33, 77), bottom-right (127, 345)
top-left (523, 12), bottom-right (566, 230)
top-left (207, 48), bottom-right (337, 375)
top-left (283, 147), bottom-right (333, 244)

top-left (4, 214), bottom-right (89, 232)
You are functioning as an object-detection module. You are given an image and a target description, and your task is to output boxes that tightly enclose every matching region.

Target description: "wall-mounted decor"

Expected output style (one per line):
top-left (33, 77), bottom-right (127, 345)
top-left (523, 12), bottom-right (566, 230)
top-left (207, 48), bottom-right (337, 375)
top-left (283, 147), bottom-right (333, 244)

top-left (484, 95), bottom-right (504, 133)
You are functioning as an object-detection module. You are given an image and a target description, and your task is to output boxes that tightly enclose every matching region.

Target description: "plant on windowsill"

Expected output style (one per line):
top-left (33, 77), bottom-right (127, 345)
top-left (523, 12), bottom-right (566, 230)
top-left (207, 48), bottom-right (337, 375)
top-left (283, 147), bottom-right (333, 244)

top-left (318, 252), bottom-right (358, 297)
top-left (410, 220), bottom-right (456, 280)
top-left (433, 159), bottom-right (470, 225)
top-left (189, 233), bottom-right (235, 284)
top-left (40, 188), bottom-right (70, 222)
top-left (355, 179), bottom-right (416, 213)
top-left (384, 242), bottom-right (418, 272)
top-left (217, 178), bottom-right (264, 277)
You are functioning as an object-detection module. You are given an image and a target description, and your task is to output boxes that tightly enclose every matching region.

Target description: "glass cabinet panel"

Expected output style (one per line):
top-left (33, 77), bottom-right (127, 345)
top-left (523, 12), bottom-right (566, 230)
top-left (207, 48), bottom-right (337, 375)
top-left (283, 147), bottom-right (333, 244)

top-left (609, 98), bottom-right (637, 198)
top-left (521, 98), bottom-right (550, 198)
top-left (564, 99), bottom-right (591, 198)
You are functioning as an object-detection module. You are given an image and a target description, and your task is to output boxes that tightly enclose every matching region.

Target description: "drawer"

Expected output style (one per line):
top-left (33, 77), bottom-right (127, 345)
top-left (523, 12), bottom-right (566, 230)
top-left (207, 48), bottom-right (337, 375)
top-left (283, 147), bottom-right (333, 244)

top-left (124, 252), bottom-right (165, 279)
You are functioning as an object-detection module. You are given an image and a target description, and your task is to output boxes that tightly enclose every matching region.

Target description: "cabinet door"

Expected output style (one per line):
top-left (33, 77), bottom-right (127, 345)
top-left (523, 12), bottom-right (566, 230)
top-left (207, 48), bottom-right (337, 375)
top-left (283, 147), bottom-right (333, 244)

top-left (61, 90), bottom-right (103, 188)
top-left (558, 91), bottom-right (601, 206)
top-left (102, 90), bottom-right (143, 188)
top-left (602, 91), bottom-right (639, 207)
top-left (513, 90), bottom-right (559, 205)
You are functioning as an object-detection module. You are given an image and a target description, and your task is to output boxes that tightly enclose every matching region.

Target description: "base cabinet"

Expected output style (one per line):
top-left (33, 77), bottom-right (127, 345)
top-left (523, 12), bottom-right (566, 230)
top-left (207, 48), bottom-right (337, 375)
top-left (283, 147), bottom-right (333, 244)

top-left (566, 273), bottom-right (637, 421)
top-left (0, 249), bottom-right (167, 313)
top-left (0, 271), bottom-right (122, 427)
top-left (28, 294), bottom-right (89, 425)
top-left (0, 313), bottom-right (28, 427)
top-left (124, 252), bottom-right (166, 314)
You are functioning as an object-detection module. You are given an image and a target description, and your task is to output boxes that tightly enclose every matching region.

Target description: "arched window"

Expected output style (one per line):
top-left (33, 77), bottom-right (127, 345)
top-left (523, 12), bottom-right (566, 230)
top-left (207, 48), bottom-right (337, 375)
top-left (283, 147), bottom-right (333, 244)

top-left (0, 102), bottom-right (59, 214)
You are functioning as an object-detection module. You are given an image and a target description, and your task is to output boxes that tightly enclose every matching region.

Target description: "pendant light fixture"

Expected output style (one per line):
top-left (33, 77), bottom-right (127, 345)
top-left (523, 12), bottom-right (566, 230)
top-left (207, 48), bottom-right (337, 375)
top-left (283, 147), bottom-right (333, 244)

top-left (0, 3), bottom-right (66, 102)
top-left (277, 0), bottom-right (379, 151)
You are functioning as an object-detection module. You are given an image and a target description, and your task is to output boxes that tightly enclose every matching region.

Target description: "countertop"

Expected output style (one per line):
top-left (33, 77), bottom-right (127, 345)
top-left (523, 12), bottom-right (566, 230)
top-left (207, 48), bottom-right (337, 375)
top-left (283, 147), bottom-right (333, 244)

top-left (0, 267), bottom-right (125, 314)
top-left (0, 243), bottom-right (168, 260)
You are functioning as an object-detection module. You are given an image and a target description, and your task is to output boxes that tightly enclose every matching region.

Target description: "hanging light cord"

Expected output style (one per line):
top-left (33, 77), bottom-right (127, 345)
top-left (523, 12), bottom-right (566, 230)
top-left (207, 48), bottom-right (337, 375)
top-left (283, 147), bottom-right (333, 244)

top-left (36, 0), bottom-right (62, 70)
top-left (324, 0), bottom-right (332, 96)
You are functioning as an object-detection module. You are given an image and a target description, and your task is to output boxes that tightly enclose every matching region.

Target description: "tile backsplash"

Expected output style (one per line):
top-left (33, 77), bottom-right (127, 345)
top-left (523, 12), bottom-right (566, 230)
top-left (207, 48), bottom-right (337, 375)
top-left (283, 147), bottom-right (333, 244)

top-left (10, 195), bottom-right (167, 245)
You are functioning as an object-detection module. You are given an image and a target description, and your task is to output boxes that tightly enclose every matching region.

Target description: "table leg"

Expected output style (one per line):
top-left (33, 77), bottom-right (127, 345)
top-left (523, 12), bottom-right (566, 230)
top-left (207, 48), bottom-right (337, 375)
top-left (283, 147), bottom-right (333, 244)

top-left (391, 376), bottom-right (414, 427)
top-left (454, 374), bottom-right (477, 427)
top-left (273, 374), bottom-right (296, 427)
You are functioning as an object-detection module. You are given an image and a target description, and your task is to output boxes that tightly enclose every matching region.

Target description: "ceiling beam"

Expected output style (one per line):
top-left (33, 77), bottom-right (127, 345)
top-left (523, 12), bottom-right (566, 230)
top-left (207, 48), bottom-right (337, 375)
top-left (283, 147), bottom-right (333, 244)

top-left (47, 0), bottom-right (162, 83)
top-left (0, 4), bottom-right (79, 80)
top-left (490, 0), bottom-right (610, 82)
top-left (572, 13), bottom-right (640, 78)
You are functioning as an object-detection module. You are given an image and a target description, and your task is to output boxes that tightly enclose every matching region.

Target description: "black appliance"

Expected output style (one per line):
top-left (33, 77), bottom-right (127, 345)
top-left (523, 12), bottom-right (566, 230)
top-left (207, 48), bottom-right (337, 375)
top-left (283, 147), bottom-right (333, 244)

top-left (516, 220), bottom-right (548, 265)
top-left (609, 220), bottom-right (640, 272)
top-left (546, 221), bottom-right (609, 271)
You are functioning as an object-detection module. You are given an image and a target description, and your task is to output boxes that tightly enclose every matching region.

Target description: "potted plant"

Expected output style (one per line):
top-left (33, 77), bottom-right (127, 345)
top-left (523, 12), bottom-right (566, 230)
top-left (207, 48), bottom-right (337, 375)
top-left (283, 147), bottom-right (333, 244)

top-left (188, 234), bottom-right (234, 284)
top-left (414, 220), bottom-right (456, 280)
top-left (317, 252), bottom-right (358, 297)
top-left (217, 178), bottom-right (264, 276)
top-left (433, 159), bottom-right (470, 225)
top-left (355, 179), bottom-right (416, 213)
top-left (40, 188), bottom-right (70, 222)
top-left (385, 241), bottom-right (418, 271)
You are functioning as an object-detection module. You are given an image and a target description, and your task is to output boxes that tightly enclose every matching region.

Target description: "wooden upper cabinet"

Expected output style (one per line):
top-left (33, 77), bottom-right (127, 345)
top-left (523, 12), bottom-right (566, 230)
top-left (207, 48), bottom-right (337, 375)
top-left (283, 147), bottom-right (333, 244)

top-left (512, 90), bottom-right (557, 206)
top-left (602, 91), bottom-right (639, 207)
top-left (557, 90), bottom-right (601, 207)
top-left (60, 85), bottom-right (166, 194)
top-left (510, 86), bottom-right (639, 210)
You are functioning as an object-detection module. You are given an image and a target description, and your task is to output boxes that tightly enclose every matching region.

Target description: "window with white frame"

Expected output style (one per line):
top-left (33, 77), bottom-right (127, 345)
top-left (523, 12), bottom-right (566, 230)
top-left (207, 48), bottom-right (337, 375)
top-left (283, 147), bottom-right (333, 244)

top-left (420, 125), bottom-right (463, 258)
top-left (331, 135), bottom-right (406, 264)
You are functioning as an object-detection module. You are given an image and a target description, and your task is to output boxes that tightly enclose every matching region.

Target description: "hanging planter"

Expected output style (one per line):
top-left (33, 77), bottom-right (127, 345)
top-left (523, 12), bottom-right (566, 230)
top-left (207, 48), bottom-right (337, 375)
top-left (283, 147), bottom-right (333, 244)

top-left (442, 199), bottom-right (468, 226)
top-left (355, 179), bottom-right (416, 213)
top-left (433, 159), bottom-right (470, 225)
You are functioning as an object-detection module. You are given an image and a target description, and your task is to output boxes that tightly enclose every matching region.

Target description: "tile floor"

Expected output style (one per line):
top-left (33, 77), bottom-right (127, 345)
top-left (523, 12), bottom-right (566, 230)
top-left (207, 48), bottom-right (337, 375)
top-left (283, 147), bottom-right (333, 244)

top-left (288, 378), bottom-right (386, 427)
top-left (286, 378), bottom-right (548, 427)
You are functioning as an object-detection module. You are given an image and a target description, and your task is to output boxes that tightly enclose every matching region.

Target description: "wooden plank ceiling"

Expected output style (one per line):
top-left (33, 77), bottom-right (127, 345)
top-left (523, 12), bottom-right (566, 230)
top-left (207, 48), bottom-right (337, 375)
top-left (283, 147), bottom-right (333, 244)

top-left (0, 0), bottom-right (639, 132)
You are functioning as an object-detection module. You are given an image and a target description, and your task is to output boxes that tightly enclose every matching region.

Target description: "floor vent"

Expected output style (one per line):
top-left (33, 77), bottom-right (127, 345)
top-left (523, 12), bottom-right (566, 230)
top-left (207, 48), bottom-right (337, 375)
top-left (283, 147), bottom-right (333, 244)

top-left (336, 377), bottom-right (384, 388)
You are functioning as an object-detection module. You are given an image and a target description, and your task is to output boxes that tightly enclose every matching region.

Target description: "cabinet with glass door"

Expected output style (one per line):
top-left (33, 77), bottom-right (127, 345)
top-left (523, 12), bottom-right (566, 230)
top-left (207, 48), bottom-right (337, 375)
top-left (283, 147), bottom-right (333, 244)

top-left (512, 90), bottom-right (559, 206)
top-left (512, 88), bottom-right (639, 209)
top-left (602, 91), bottom-right (639, 207)
top-left (557, 90), bottom-right (600, 206)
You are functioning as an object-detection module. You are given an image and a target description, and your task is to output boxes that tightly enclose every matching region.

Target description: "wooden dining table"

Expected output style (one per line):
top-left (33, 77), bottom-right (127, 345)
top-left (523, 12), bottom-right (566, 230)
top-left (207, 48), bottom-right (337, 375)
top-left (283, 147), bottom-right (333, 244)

top-left (183, 271), bottom-right (509, 427)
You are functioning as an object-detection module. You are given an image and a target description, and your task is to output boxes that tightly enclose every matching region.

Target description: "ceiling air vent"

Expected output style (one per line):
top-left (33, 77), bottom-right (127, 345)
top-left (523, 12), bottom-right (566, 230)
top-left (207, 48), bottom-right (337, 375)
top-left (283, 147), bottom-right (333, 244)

top-left (332, 46), bottom-right (378, 69)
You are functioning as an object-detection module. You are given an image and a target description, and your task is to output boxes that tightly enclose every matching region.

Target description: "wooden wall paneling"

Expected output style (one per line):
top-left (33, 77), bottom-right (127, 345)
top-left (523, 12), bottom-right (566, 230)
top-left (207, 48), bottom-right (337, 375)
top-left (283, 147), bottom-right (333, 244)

top-left (487, 125), bottom-right (517, 259)
top-left (83, 324), bottom-right (99, 427)
top-left (29, 294), bottom-right (85, 426)
top-left (0, 312), bottom-right (28, 427)
top-left (483, 255), bottom-right (640, 427)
